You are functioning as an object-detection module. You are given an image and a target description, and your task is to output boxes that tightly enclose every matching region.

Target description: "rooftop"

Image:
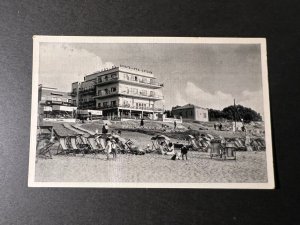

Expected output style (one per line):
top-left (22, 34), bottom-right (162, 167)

top-left (172, 104), bottom-right (208, 110)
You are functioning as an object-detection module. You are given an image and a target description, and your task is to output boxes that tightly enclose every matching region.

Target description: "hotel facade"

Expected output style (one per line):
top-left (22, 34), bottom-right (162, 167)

top-left (71, 65), bottom-right (164, 119)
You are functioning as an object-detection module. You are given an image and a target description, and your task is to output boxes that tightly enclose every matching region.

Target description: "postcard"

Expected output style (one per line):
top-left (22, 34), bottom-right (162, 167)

top-left (28, 36), bottom-right (274, 188)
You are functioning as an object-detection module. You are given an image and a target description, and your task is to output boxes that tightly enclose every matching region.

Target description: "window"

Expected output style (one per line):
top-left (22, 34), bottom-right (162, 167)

top-left (150, 91), bottom-right (154, 97)
top-left (98, 103), bottom-right (101, 108)
top-left (140, 90), bottom-right (147, 96)
top-left (98, 77), bottom-right (102, 83)
top-left (111, 87), bottom-right (117, 92)
top-left (203, 113), bottom-right (207, 118)
top-left (191, 110), bottom-right (193, 116)
top-left (111, 101), bottom-right (117, 107)
top-left (98, 90), bottom-right (101, 96)
top-left (103, 102), bottom-right (108, 107)
top-left (73, 100), bottom-right (76, 105)
top-left (134, 76), bottom-right (138, 81)
top-left (105, 76), bottom-right (108, 81)
top-left (131, 88), bottom-right (138, 94)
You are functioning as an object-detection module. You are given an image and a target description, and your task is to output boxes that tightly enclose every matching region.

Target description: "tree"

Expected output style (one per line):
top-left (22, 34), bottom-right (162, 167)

top-left (209, 105), bottom-right (262, 122)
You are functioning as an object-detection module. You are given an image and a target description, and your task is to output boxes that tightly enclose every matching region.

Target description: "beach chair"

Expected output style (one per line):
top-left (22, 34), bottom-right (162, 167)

top-left (56, 135), bottom-right (72, 155)
top-left (69, 135), bottom-right (85, 155)
top-left (187, 135), bottom-right (201, 151)
top-left (78, 135), bottom-right (91, 151)
top-left (223, 142), bottom-right (237, 160)
top-left (87, 135), bottom-right (105, 154)
top-left (125, 139), bottom-right (145, 155)
top-left (209, 139), bottom-right (225, 159)
top-left (37, 138), bottom-right (55, 159)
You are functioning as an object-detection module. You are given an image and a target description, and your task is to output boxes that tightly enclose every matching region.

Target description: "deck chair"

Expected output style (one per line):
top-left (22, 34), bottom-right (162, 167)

top-left (37, 138), bottom-right (55, 159)
top-left (87, 135), bottom-right (105, 154)
top-left (95, 135), bottom-right (106, 149)
top-left (78, 135), bottom-right (91, 152)
top-left (69, 135), bottom-right (84, 155)
top-left (125, 139), bottom-right (145, 155)
top-left (57, 135), bottom-right (72, 155)
top-left (209, 139), bottom-right (225, 159)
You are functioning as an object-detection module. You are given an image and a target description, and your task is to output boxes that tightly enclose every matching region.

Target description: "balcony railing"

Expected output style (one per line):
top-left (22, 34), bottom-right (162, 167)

top-left (96, 104), bottom-right (163, 112)
top-left (78, 88), bottom-right (96, 95)
top-left (94, 91), bottom-right (163, 100)
top-left (96, 77), bottom-right (163, 88)
top-left (70, 91), bottom-right (77, 97)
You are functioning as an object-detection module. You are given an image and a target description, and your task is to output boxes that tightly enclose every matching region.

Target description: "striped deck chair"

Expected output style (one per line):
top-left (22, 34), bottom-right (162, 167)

top-left (57, 135), bottom-right (72, 155)
top-left (37, 138), bottom-right (55, 159)
top-left (78, 135), bottom-right (91, 153)
top-left (69, 135), bottom-right (84, 155)
top-left (87, 135), bottom-right (105, 154)
top-left (95, 135), bottom-right (106, 150)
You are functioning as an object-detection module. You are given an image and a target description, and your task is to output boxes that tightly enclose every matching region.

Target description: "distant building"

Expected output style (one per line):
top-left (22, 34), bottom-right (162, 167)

top-left (171, 104), bottom-right (209, 122)
top-left (71, 65), bottom-right (164, 119)
top-left (38, 85), bottom-right (76, 121)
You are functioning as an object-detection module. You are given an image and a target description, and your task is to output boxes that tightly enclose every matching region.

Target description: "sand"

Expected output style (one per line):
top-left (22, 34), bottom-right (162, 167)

top-left (35, 122), bottom-right (268, 184)
top-left (35, 151), bottom-right (267, 183)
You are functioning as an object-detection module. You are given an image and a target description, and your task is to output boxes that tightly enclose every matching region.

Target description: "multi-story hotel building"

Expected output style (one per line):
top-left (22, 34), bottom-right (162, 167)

top-left (71, 65), bottom-right (164, 119)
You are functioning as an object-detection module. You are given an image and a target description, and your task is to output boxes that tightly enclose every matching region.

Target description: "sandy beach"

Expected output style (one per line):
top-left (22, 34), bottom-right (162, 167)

top-left (35, 151), bottom-right (267, 183)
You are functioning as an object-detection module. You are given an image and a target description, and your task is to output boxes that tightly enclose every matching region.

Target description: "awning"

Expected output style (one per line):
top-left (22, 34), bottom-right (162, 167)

top-left (52, 105), bottom-right (77, 112)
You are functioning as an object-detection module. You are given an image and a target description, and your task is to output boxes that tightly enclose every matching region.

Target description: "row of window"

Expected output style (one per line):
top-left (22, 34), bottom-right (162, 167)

top-left (98, 73), bottom-right (118, 83)
top-left (97, 87), bottom-right (117, 96)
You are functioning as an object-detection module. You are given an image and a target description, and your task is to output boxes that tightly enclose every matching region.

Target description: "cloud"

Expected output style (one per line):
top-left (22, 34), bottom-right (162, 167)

top-left (39, 43), bottom-right (114, 91)
top-left (239, 89), bottom-right (264, 116)
top-left (184, 82), bottom-right (234, 110)
top-left (169, 82), bottom-right (264, 116)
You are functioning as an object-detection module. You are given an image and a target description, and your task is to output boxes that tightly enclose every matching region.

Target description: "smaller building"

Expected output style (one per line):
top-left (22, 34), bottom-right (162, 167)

top-left (38, 85), bottom-right (76, 121)
top-left (171, 104), bottom-right (209, 122)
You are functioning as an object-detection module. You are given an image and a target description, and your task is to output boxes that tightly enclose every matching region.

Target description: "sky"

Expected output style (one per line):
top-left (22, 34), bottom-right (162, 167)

top-left (39, 42), bottom-right (264, 116)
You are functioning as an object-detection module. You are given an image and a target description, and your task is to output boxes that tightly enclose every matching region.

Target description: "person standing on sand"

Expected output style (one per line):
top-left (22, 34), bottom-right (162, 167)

top-left (219, 123), bottom-right (222, 131)
top-left (140, 118), bottom-right (144, 128)
top-left (174, 120), bottom-right (177, 129)
top-left (181, 145), bottom-right (188, 160)
top-left (106, 138), bottom-right (112, 160)
top-left (111, 139), bottom-right (117, 159)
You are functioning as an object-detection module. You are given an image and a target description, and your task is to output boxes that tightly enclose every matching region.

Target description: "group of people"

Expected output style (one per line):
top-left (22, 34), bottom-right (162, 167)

top-left (214, 123), bottom-right (223, 131)
top-left (171, 145), bottom-right (189, 160)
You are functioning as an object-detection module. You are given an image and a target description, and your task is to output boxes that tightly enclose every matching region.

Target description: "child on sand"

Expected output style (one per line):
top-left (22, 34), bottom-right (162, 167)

top-left (181, 145), bottom-right (188, 160)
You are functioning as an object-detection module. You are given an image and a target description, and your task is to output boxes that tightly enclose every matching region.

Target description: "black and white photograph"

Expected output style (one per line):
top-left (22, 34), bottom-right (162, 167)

top-left (28, 36), bottom-right (274, 188)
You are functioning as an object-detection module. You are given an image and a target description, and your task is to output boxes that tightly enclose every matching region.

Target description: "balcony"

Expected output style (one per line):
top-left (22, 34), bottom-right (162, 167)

top-left (96, 77), bottom-right (163, 89)
top-left (70, 91), bottom-right (77, 97)
top-left (96, 77), bottom-right (119, 86)
top-left (96, 104), bottom-right (163, 112)
top-left (78, 87), bottom-right (96, 95)
top-left (78, 100), bottom-right (96, 109)
top-left (94, 90), bottom-right (163, 100)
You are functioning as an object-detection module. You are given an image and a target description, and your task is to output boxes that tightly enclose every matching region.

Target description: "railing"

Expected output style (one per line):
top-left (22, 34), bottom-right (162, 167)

top-left (70, 91), bottom-right (77, 97)
top-left (78, 88), bottom-right (96, 94)
top-left (119, 90), bottom-right (163, 99)
top-left (96, 104), bottom-right (163, 111)
top-left (96, 77), bottom-right (118, 84)
top-left (96, 76), bottom-right (163, 87)
top-left (94, 91), bottom-right (163, 99)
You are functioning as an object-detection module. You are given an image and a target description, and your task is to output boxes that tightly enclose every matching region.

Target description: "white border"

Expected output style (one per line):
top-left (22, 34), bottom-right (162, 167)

top-left (28, 36), bottom-right (274, 189)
